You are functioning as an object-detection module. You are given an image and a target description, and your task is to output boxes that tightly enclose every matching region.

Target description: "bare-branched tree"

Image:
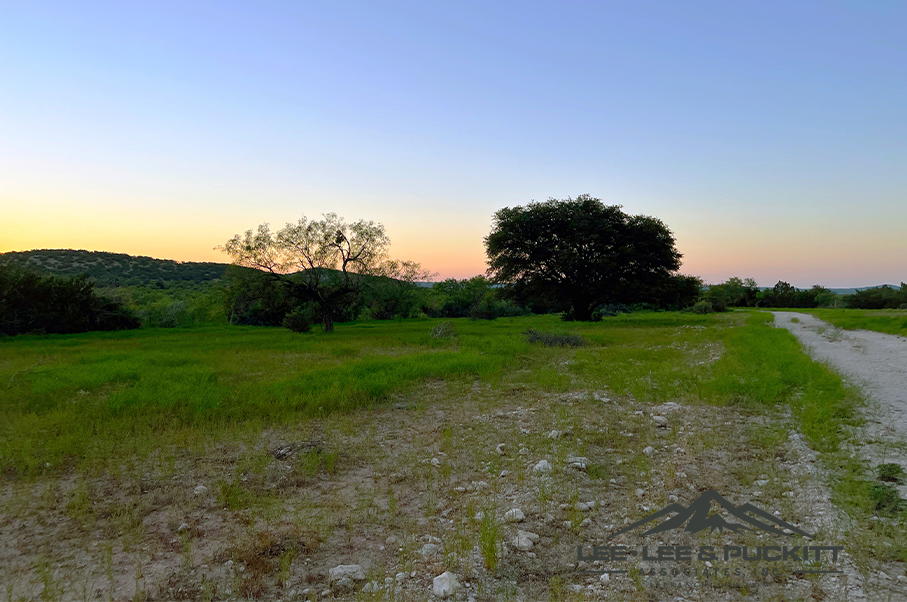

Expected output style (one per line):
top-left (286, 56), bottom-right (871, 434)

top-left (220, 213), bottom-right (428, 331)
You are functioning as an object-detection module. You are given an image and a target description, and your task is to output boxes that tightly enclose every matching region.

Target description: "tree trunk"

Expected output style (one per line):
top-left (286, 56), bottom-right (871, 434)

top-left (321, 307), bottom-right (334, 332)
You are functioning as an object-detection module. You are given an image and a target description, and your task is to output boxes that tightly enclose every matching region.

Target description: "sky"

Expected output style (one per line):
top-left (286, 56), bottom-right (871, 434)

top-left (1, 1), bottom-right (905, 287)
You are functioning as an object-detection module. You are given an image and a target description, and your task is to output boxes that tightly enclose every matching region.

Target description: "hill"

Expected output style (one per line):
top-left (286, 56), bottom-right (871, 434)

top-left (0, 249), bottom-right (229, 286)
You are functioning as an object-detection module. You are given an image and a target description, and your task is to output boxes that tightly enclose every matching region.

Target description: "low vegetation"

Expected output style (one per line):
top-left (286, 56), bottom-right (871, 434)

top-left (1, 310), bottom-right (904, 600)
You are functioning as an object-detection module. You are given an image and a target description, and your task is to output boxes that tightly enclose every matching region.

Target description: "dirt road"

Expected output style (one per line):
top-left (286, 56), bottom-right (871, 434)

top-left (773, 311), bottom-right (907, 434)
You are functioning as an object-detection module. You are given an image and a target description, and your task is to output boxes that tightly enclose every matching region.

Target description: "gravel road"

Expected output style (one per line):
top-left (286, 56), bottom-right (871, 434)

top-left (773, 310), bottom-right (907, 434)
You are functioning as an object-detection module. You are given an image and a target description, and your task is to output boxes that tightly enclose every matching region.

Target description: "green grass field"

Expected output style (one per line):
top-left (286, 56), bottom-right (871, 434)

top-left (789, 308), bottom-right (907, 337)
top-left (0, 312), bottom-right (861, 476)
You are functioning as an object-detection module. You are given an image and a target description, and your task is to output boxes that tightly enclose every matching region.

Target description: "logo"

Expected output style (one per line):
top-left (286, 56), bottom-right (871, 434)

top-left (576, 489), bottom-right (842, 590)
top-left (608, 490), bottom-right (814, 539)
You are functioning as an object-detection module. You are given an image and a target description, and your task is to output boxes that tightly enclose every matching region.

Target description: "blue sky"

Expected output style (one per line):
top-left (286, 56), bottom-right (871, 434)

top-left (1, 1), bottom-right (905, 286)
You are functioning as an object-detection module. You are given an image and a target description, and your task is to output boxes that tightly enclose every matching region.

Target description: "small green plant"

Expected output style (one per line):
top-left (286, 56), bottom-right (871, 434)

top-left (479, 508), bottom-right (500, 571)
top-left (877, 463), bottom-right (905, 483)
top-left (869, 484), bottom-right (904, 516)
top-left (523, 329), bottom-right (585, 347)
top-left (790, 317), bottom-right (800, 323)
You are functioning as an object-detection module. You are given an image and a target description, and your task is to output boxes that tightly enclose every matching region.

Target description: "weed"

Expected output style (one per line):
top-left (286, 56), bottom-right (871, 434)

top-left (524, 329), bottom-right (586, 347)
top-left (877, 463), bottom-right (905, 483)
top-left (478, 507), bottom-right (500, 571)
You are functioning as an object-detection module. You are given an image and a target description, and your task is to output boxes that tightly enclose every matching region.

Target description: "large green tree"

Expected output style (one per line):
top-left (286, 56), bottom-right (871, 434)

top-left (485, 195), bottom-right (684, 320)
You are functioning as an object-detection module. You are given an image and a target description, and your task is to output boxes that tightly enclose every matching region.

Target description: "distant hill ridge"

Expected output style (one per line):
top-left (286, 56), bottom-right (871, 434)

top-left (0, 249), bottom-right (229, 286)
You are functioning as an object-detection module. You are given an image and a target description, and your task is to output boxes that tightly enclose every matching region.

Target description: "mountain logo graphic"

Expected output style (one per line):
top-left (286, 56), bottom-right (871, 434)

top-left (608, 490), bottom-right (814, 539)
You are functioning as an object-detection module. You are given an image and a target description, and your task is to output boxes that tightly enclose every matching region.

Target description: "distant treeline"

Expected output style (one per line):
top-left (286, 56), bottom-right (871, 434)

top-left (3, 249), bottom-right (905, 335)
top-left (0, 264), bottom-right (139, 335)
top-left (0, 249), bottom-right (228, 286)
top-left (699, 278), bottom-right (907, 311)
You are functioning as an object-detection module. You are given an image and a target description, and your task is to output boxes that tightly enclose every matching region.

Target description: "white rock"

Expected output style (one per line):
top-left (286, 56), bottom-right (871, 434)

top-left (566, 455), bottom-right (590, 470)
top-left (395, 572), bottom-right (406, 583)
top-left (420, 543), bottom-right (440, 557)
top-left (575, 502), bottom-right (591, 512)
top-left (653, 415), bottom-right (668, 427)
top-left (385, 535), bottom-right (398, 545)
top-left (635, 488), bottom-right (646, 499)
top-left (504, 508), bottom-right (525, 522)
top-left (519, 447), bottom-right (530, 455)
top-left (547, 430), bottom-right (561, 439)
top-left (755, 480), bottom-right (769, 487)
top-left (362, 581), bottom-right (382, 592)
top-left (496, 443), bottom-right (506, 456)
top-left (329, 564), bottom-right (366, 582)
top-left (471, 480), bottom-right (489, 490)
top-left (643, 446), bottom-right (655, 456)
top-left (177, 523), bottom-right (190, 533)
top-left (499, 470), bottom-right (510, 478)
top-left (193, 485), bottom-right (208, 496)
top-left (512, 530), bottom-right (539, 551)
top-left (431, 457), bottom-right (441, 467)
top-left (433, 571), bottom-right (460, 598)
top-left (533, 460), bottom-right (552, 473)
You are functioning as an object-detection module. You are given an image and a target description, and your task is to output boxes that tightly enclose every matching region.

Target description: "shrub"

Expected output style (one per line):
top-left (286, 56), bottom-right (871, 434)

top-left (282, 305), bottom-right (315, 333)
top-left (691, 300), bottom-right (713, 314)
top-left (877, 463), bottom-right (905, 483)
top-left (429, 321), bottom-right (457, 338)
top-left (468, 303), bottom-right (497, 320)
top-left (523, 328), bottom-right (586, 347)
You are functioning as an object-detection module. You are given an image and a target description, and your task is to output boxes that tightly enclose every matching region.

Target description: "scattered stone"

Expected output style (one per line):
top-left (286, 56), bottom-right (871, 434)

top-left (395, 572), bottom-right (406, 583)
top-left (224, 560), bottom-right (233, 569)
top-left (668, 495), bottom-right (678, 503)
top-left (420, 543), bottom-right (441, 557)
top-left (653, 415), bottom-right (668, 427)
top-left (755, 480), bottom-right (769, 487)
top-left (512, 530), bottom-right (539, 551)
top-left (600, 573), bottom-right (610, 582)
top-left (329, 564), bottom-right (366, 583)
top-left (643, 446), bottom-right (655, 456)
top-left (533, 460), bottom-right (552, 473)
top-left (519, 447), bottom-right (530, 455)
top-left (386, 535), bottom-right (398, 546)
top-left (504, 508), bottom-right (525, 522)
top-left (496, 443), bottom-right (506, 456)
top-left (499, 470), bottom-right (510, 478)
top-left (431, 457), bottom-right (441, 467)
top-left (635, 488), bottom-right (646, 499)
top-left (177, 523), bottom-right (190, 533)
top-left (193, 485), bottom-right (208, 496)
top-left (362, 581), bottom-right (382, 593)
top-left (580, 518), bottom-right (591, 527)
top-left (320, 590), bottom-right (330, 598)
top-left (454, 486), bottom-right (466, 493)
top-left (575, 502), bottom-right (592, 512)
top-left (421, 534), bottom-right (441, 543)
top-left (547, 430), bottom-right (561, 439)
top-left (566, 455), bottom-right (590, 470)
top-left (433, 572), bottom-right (461, 598)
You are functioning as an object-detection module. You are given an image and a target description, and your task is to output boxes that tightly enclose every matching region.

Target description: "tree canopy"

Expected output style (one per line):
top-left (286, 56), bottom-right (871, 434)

top-left (485, 195), bottom-right (685, 320)
top-left (219, 213), bottom-right (430, 331)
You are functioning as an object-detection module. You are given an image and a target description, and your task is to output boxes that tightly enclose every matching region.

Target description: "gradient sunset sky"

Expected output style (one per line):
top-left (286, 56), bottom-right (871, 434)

top-left (2, 1), bottom-right (905, 287)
